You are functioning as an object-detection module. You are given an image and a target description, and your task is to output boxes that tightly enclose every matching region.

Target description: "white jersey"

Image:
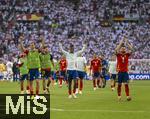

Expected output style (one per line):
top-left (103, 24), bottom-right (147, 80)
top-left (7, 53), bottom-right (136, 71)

top-left (109, 61), bottom-right (117, 74)
top-left (6, 61), bottom-right (13, 72)
top-left (60, 44), bottom-right (86, 70)
top-left (76, 57), bottom-right (87, 72)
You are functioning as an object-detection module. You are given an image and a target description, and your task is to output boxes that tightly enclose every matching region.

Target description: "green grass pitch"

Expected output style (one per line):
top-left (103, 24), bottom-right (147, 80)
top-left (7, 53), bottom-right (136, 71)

top-left (0, 80), bottom-right (150, 119)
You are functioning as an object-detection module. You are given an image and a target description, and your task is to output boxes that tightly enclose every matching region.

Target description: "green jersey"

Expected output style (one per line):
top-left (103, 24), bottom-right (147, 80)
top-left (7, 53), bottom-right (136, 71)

top-left (40, 53), bottom-right (53, 69)
top-left (19, 57), bottom-right (28, 75)
top-left (54, 61), bottom-right (60, 71)
top-left (27, 50), bottom-right (40, 69)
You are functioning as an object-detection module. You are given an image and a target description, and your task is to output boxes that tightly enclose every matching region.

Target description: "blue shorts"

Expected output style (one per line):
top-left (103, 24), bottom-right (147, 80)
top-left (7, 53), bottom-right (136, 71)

top-left (29, 68), bottom-right (40, 81)
top-left (41, 70), bottom-right (51, 79)
top-left (111, 74), bottom-right (117, 80)
top-left (20, 74), bottom-right (28, 81)
top-left (118, 72), bottom-right (129, 84)
top-left (67, 70), bottom-right (78, 80)
top-left (92, 72), bottom-right (100, 78)
top-left (77, 71), bottom-right (86, 79)
top-left (60, 71), bottom-right (67, 80)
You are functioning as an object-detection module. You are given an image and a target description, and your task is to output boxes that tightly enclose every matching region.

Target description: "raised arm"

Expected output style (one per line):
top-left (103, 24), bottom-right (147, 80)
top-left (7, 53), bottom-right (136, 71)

top-left (40, 35), bottom-right (45, 48)
top-left (115, 38), bottom-right (124, 53)
top-left (19, 36), bottom-right (25, 51)
top-left (59, 43), bottom-right (68, 55)
top-left (76, 44), bottom-right (87, 56)
top-left (125, 38), bottom-right (134, 53)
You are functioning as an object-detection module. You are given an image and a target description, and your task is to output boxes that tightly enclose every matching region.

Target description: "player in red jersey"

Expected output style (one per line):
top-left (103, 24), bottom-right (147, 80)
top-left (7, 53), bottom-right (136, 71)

top-left (90, 54), bottom-right (102, 91)
top-left (115, 37), bottom-right (133, 101)
top-left (59, 55), bottom-right (67, 87)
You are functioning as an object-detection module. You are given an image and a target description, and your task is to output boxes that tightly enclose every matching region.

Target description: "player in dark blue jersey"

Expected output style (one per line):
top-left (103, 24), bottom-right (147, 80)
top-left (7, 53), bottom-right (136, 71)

top-left (100, 55), bottom-right (109, 88)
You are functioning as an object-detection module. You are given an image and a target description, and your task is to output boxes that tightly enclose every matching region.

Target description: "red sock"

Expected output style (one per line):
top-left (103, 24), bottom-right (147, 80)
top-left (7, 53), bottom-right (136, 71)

top-left (21, 87), bottom-right (24, 91)
top-left (30, 90), bottom-right (34, 95)
top-left (59, 78), bottom-right (63, 85)
top-left (36, 89), bottom-right (39, 95)
top-left (79, 80), bottom-right (83, 91)
top-left (117, 84), bottom-right (122, 96)
top-left (93, 79), bottom-right (96, 87)
top-left (26, 86), bottom-right (30, 90)
top-left (76, 80), bottom-right (79, 89)
top-left (21, 82), bottom-right (24, 91)
top-left (36, 81), bottom-right (39, 95)
top-left (125, 84), bottom-right (129, 96)
top-left (68, 90), bottom-right (71, 95)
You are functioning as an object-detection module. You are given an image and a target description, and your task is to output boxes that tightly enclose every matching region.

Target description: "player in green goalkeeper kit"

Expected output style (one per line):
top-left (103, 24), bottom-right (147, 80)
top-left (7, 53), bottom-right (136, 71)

top-left (18, 52), bottom-right (30, 94)
top-left (40, 37), bottom-right (54, 94)
top-left (19, 35), bottom-right (41, 99)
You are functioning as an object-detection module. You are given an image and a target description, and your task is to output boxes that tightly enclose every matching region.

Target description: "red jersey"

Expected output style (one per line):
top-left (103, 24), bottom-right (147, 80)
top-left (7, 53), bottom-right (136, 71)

top-left (116, 53), bottom-right (131, 72)
top-left (59, 59), bottom-right (67, 71)
top-left (90, 58), bottom-right (101, 73)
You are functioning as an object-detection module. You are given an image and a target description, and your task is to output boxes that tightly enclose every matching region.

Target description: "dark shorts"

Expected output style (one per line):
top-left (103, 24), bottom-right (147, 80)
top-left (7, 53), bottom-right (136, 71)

top-left (67, 70), bottom-right (78, 80)
top-left (29, 68), bottom-right (40, 81)
top-left (118, 72), bottom-right (129, 84)
top-left (111, 74), bottom-right (117, 80)
top-left (41, 70), bottom-right (51, 79)
top-left (101, 69), bottom-right (107, 78)
top-left (20, 74), bottom-right (28, 81)
top-left (60, 71), bottom-right (67, 80)
top-left (92, 72), bottom-right (100, 78)
top-left (77, 71), bottom-right (86, 79)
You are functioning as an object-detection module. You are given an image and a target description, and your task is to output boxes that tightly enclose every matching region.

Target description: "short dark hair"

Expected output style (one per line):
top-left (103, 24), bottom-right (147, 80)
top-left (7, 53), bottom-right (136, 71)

top-left (70, 44), bottom-right (74, 48)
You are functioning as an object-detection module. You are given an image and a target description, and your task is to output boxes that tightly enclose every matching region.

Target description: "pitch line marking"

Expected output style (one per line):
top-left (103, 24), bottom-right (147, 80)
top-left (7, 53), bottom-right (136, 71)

top-left (50, 108), bottom-right (147, 113)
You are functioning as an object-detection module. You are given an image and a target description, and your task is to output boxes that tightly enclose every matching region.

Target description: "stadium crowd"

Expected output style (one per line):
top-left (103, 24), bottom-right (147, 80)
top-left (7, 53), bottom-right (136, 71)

top-left (0, 0), bottom-right (149, 75)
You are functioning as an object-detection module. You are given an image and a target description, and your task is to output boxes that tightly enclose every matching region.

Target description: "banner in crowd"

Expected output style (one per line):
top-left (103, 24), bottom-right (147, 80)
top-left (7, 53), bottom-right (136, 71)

top-left (16, 14), bottom-right (43, 21)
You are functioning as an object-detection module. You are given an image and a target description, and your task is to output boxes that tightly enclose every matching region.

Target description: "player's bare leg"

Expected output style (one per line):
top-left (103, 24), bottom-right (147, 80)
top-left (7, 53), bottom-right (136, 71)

top-left (111, 79), bottom-right (115, 91)
top-left (26, 80), bottom-right (30, 94)
top-left (46, 78), bottom-right (51, 94)
top-left (97, 78), bottom-right (100, 88)
top-left (93, 78), bottom-right (97, 91)
top-left (125, 83), bottom-right (131, 101)
top-left (35, 79), bottom-right (40, 99)
top-left (68, 79), bottom-right (72, 98)
top-left (29, 80), bottom-right (34, 99)
top-left (20, 80), bottom-right (24, 94)
top-left (59, 77), bottom-right (63, 88)
top-left (102, 77), bottom-right (106, 88)
top-left (43, 79), bottom-right (47, 94)
top-left (73, 79), bottom-right (77, 98)
top-left (75, 79), bottom-right (79, 94)
top-left (117, 83), bottom-right (122, 101)
top-left (79, 78), bottom-right (83, 94)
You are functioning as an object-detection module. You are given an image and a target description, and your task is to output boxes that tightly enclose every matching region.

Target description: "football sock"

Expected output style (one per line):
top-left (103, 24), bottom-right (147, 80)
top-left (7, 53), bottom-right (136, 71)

top-left (93, 79), bottom-right (96, 87)
top-left (125, 84), bottom-right (129, 96)
top-left (79, 79), bottom-right (83, 91)
top-left (117, 84), bottom-right (122, 96)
